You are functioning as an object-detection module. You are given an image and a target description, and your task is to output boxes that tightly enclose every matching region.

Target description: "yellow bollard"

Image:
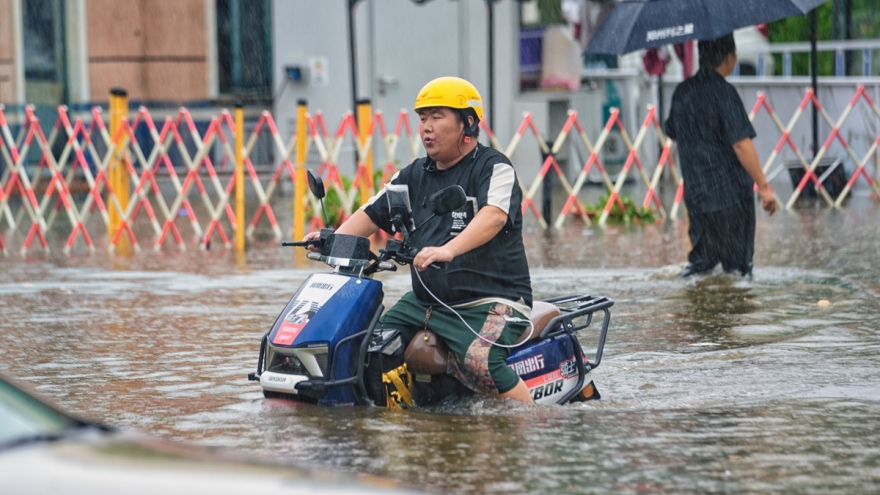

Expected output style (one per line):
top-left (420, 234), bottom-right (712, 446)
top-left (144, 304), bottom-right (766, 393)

top-left (293, 99), bottom-right (308, 242)
top-left (108, 88), bottom-right (130, 252)
top-left (356, 99), bottom-right (374, 206)
top-left (234, 102), bottom-right (246, 253)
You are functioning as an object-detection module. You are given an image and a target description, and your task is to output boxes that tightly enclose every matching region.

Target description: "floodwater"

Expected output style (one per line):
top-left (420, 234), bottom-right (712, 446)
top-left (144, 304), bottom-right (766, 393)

top-left (2, 197), bottom-right (880, 494)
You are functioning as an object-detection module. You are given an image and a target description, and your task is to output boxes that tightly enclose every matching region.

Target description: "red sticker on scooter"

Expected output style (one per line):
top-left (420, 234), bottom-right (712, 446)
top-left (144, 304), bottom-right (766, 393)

top-left (273, 312), bottom-right (311, 345)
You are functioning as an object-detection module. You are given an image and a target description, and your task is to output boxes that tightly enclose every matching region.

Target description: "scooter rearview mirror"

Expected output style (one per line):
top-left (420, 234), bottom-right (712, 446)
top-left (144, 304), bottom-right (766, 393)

top-left (428, 185), bottom-right (467, 216)
top-left (307, 169), bottom-right (325, 199)
top-left (414, 185), bottom-right (467, 232)
top-left (307, 169), bottom-right (330, 226)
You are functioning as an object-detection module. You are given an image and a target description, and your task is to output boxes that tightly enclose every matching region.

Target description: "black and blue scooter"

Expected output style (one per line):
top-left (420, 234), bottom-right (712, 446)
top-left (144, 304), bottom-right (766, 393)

top-left (248, 170), bottom-right (613, 407)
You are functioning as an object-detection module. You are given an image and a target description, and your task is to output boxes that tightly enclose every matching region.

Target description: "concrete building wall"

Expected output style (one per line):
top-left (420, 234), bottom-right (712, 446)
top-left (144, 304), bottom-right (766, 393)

top-left (271, 0), bottom-right (522, 176)
top-left (0, 0), bottom-right (18, 104)
top-left (272, 0), bottom-right (353, 137)
top-left (87, 0), bottom-right (146, 100)
top-left (141, 0), bottom-right (208, 102)
top-left (87, 0), bottom-right (209, 103)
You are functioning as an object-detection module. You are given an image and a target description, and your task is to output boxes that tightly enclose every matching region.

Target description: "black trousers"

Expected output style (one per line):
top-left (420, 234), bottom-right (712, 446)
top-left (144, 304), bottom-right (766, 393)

top-left (687, 196), bottom-right (756, 276)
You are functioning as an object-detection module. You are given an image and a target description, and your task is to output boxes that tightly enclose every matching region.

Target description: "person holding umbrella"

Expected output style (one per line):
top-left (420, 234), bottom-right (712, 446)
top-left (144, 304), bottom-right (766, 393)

top-left (665, 34), bottom-right (777, 279)
top-left (584, 0), bottom-right (829, 278)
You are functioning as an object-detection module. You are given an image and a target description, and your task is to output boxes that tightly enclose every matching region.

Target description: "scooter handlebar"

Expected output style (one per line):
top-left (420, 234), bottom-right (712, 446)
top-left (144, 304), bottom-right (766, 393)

top-left (281, 239), bottom-right (321, 247)
top-left (281, 228), bottom-right (335, 248)
top-left (388, 243), bottom-right (443, 271)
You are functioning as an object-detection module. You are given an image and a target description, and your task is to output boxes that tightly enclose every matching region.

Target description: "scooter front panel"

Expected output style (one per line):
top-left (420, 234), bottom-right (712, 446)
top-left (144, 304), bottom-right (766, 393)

top-left (268, 274), bottom-right (381, 348)
top-left (264, 273), bottom-right (383, 405)
top-left (269, 274), bottom-right (352, 345)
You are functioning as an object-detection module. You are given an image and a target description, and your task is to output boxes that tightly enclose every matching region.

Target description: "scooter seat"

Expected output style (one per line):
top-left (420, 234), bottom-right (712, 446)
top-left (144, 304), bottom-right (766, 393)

top-left (514, 301), bottom-right (561, 345)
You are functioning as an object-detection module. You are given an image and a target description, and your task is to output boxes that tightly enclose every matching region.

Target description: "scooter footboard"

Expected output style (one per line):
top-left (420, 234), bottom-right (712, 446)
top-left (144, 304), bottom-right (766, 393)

top-left (537, 294), bottom-right (613, 370)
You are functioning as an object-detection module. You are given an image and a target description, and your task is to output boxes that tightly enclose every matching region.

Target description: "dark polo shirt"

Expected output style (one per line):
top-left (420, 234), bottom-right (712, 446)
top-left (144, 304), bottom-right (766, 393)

top-left (665, 68), bottom-right (756, 214)
top-left (362, 143), bottom-right (532, 308)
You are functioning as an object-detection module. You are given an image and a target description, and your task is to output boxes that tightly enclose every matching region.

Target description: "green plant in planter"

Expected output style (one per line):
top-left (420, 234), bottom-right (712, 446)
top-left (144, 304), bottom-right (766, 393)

top-left (585, 192), bottom-right (655, 225)
top-left (302, 169), bottom-right (388, 229)
top-left (323, 180), bottom-right (350, 228)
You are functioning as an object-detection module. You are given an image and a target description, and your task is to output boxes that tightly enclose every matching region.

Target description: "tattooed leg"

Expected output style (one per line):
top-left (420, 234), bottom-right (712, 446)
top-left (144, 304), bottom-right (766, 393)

top-left (447, 304), bottom-right (514, 396)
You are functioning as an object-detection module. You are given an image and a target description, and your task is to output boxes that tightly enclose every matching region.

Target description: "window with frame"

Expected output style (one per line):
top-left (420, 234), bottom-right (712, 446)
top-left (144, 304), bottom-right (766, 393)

top-left (217, 0), bottom-right (272, 95)
top-left (23, 0), bottom-right (68, 104)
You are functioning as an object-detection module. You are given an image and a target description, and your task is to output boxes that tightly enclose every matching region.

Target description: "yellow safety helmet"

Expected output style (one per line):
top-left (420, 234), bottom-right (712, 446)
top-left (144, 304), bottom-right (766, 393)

top-left (413, 76), bottom-right (484, 123)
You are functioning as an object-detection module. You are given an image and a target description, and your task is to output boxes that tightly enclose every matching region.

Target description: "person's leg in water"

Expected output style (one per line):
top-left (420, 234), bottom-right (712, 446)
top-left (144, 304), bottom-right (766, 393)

top-left (718, 197), bottom-right (756, 278)
top-left (498, 378), bottom-right (533, 401)
top-left (427, 302), bottom-right (533, 403)
top-left (380, 294), bottom-right (533, 403)
top-left (681, 209), bottom-right (721, 277)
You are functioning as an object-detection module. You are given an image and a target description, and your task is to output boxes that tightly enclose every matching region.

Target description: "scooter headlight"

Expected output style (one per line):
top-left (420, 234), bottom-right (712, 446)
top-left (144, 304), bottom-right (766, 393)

top-left (313, 352), bottom-right (329, 376)
top-left (266, 346), bottom-right (329, 378)
top-left (267, 352), bottom-right (308, 375)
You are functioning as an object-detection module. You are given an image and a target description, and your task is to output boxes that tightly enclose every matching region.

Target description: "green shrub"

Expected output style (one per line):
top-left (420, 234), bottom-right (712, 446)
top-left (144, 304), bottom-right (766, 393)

top-left (585, 192), bottom-right (655, 225)
top-left (302, 169), bottom-right (386, 228)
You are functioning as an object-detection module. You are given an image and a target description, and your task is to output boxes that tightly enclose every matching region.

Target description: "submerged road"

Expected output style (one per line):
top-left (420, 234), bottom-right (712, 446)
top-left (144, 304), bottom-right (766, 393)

top-left (1, 198), bottom-right (880, 494)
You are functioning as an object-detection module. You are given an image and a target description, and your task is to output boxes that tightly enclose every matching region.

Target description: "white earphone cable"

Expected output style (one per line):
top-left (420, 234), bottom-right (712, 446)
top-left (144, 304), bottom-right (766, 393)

top-left (414, 267), bottom-right (534, 348)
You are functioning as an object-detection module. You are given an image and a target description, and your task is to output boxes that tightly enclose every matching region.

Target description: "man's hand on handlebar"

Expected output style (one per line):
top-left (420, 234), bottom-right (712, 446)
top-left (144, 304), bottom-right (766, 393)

top-left (414, 246), bottom-right (454, 272)
top-left (302, 231), bottom-right (322, 252)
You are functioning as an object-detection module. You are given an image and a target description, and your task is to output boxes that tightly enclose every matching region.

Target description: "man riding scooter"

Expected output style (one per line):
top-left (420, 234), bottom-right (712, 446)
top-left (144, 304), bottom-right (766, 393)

top-left (304, 76), bottom-right (534, 402)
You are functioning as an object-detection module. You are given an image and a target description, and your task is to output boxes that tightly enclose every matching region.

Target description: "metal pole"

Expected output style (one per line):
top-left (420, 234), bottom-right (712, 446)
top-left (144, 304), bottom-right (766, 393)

top-left (11, 0), bottom-right (25, 108)
top-left (348, 0), bottom-right (359, 123)
top-left (235, 102), bottom-right (245, 253)
top-left (657, 74), bottom-right (664, 159)
top-left (294, 99), bottom-right (308, 242)
top-left (844, 0), bottom-right (852, 75)
top-left (834, 0), bottom-right (854, 75)
top-left (231, 0), bottom-right (241, 90)
top-left (810, 9), bottom-right (819, 157)
top-left (108, 91), bottom-right (120, 235)
top-left (487, 0), bottom-right (494, 126)
top-left (832, 0), bottom-right (840, 41)
top-left (542, 158), bottom-right (552, 226)
top-left (109, 88), bottom-right (129, 249)
top-left (357, 98), bottom-right (373, 205)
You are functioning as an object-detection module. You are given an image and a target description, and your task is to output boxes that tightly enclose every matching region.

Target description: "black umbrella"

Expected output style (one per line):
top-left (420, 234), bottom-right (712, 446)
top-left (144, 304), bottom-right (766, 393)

top-left (586, 0), bottom-right (829, 156)
top-left (586, 0), bottom-right (827, 54)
